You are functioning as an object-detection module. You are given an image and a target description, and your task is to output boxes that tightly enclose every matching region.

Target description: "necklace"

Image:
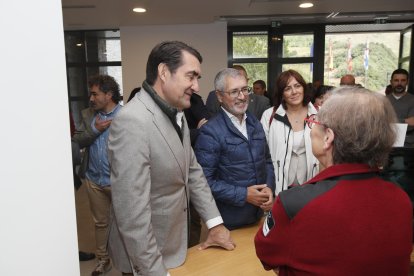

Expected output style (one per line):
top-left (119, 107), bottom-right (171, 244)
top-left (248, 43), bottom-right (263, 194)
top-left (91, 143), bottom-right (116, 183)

top-left (287, 109), bottom-right (307, 125)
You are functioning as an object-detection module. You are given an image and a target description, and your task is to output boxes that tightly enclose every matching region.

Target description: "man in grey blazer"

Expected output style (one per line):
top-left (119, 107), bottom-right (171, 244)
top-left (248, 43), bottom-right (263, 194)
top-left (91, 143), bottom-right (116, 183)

top-left (108, 41), bottom-right (235, 275)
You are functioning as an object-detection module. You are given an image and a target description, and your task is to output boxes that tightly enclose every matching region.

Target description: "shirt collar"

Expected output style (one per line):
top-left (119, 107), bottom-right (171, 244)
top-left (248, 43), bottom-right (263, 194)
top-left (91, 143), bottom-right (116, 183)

top-left (142, 80), bottom-right (178, 120)
top-left (221, 106), bottom-right (247, 124)
top-left (98, 103), bottom-right (121, 116)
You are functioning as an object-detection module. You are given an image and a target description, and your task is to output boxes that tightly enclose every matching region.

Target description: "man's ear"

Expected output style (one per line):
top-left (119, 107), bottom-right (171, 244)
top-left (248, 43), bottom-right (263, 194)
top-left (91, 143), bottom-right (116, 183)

top-left (215, 90), bottom-right (223, 103)
top-left (158, 63), bottom-right (168, 82)
top-left (323, 128), bottom-right (335, 150)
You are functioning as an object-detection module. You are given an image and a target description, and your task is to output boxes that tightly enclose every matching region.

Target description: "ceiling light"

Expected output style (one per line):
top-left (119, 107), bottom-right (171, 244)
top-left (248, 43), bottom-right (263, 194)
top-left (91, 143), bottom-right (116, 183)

top-left (133, 7), bottom-right (146, 13)
top-left (76, 43), bottom-right (82, 47)
top-left (299, 2), bottom-right (314, 8)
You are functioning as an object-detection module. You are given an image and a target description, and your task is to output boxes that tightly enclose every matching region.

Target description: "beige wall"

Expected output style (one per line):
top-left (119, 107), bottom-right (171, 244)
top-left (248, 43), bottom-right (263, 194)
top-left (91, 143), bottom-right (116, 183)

top-left (120, 21), bottom-right (227, 101)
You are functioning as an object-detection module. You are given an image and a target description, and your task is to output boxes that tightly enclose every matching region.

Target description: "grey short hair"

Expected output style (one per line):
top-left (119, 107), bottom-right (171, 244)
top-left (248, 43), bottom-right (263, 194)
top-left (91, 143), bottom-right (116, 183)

top-left (318, 87), bottom-right (397, 168)
top-left (214, 68), bottom-right (245, 92)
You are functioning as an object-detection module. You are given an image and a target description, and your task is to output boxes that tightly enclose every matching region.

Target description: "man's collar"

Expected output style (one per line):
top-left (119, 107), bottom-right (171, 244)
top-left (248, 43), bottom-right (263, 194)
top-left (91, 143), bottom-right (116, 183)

top-left (142, 80), bottom-right (178, 119)
top-left (221, 106), bottom-right (247, 123)
top-left (98, 103), bottom-right (120, 115)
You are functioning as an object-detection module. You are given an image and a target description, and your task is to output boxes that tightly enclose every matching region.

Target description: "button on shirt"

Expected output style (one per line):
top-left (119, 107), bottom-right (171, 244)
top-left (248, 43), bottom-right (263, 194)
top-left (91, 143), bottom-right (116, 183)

top-left (86, 104), bottom-right (121, 187)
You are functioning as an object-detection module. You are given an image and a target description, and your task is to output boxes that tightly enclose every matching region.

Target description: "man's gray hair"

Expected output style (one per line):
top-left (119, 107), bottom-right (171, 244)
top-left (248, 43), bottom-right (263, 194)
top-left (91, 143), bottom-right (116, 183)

top-left (318, 86), bottom-right (397, 168)
top-left (214, 68), bottom-right (245, 92)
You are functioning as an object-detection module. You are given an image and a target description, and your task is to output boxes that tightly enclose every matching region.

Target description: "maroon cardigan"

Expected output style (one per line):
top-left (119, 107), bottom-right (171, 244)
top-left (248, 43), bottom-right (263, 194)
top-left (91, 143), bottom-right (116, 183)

top-left (255, 163), bottom-right (412, 276)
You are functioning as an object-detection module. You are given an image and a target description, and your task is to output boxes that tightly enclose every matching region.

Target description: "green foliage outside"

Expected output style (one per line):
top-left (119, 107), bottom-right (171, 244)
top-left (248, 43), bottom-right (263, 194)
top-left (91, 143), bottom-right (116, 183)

top-left (325, 38), bottom-right (398, 91)
top-left (232, 32), bottom-right (401, 93)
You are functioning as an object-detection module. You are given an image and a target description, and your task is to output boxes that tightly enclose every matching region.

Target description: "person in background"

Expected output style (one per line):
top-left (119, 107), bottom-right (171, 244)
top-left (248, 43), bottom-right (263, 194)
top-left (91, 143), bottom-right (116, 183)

top-left (184, 93), bottom-right (209, 147)
top-left (206, 65), bottom-right (270, 120)
top-left (386, 68), bottom-right (414, 147)
top-left (107, 41), bottom-right (235, 276)
top-left (255, 87), bottom-right (412, 275)
top-left (72, 75), bottom-right (122, 276)
top-left (261, 70), bottom-right (319, 196)
top-left (384, 84), bottom-right (393, 95)
top-left (312, 85), bottom-right (334, 111)
top-left (70, 111), bottom-right (96, 262)
top-left (183, 92), bottom-right (210, 247)
top-left (195, 68), bottom-right (275, 230)
top-left (253, 79), bottom-right (272, 102)
top-left (339, 74), bottom-right (355, 86)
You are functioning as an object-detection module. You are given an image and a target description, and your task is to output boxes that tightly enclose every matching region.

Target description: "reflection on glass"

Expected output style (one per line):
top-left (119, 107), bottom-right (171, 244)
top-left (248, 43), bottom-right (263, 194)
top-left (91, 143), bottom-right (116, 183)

top-left (67, 68), bottom-right (86, 97)
top-left (282, 64), bottom-right (313, 83)
top-left (85, 31), bottom-right (121, 62)
top-left (233, 32), bottom-right (268, 58)
top-left (234, 63), bottom-right (267, 87)
top-left (65, 32), bottom-right (85, 63)
top-left (283, 34), bottom-right (314, 58)
top-left (402, 30), bottom-right (412, 58)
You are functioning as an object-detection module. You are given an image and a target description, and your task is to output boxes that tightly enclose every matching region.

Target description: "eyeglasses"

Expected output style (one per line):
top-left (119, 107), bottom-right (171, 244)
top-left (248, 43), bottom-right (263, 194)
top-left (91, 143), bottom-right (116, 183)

top-left (220, 86), bottom-right (253, 98)
top-left (304, 114), bottom-right (328, 129)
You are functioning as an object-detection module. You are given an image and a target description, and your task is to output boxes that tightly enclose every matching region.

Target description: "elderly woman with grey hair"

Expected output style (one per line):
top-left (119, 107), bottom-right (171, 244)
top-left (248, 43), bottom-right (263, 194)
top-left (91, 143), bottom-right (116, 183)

top-left (255, 87), bottom-right (412, 275)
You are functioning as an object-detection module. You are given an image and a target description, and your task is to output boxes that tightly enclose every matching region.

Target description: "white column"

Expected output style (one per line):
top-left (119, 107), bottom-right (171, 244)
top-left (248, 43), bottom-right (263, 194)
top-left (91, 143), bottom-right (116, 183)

top-left (0, 1), bottom-right (79, 275)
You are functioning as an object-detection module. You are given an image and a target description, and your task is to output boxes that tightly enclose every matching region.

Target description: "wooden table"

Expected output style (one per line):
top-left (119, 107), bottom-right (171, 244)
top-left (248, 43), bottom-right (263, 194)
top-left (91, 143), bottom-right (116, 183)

top-left (170, 220), bottom-right (274, 276)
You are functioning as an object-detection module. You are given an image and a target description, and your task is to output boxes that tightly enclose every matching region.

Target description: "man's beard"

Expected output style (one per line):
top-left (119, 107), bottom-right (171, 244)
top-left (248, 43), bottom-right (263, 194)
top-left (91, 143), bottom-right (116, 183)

top-left (393, 85), bottom-right (406, 94)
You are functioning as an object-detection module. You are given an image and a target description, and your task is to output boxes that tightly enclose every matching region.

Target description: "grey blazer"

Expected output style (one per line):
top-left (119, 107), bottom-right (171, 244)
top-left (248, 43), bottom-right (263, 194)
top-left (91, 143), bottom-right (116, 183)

top-left (108, 88), bottom-right (221, 275)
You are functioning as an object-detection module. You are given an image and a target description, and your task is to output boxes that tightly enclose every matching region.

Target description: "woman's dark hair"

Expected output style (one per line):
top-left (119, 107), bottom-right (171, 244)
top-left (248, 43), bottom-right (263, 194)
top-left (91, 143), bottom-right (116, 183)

top-left (145, 41), bottom-right (202, 86)
top-left (273, 69), bottom-right (311, 109)
top-left (88, 75), bottom-right (121, 103)
top-left (312, 85), bottom-right (334, 103)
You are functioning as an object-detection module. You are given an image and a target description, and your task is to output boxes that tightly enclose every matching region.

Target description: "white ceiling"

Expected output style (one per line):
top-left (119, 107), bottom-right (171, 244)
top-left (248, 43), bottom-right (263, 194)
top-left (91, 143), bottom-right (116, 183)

top-left (62, 0), bottom-right (414, 30)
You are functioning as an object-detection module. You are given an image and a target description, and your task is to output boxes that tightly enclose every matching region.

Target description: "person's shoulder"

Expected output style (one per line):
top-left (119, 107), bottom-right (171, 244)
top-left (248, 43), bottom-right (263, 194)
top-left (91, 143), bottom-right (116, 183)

top-left (262, 106), bottom-right (275, 117)
top-left (256, 94), bottom-right (270, 104)
top-left (279, 179), bottom-right (339, 219)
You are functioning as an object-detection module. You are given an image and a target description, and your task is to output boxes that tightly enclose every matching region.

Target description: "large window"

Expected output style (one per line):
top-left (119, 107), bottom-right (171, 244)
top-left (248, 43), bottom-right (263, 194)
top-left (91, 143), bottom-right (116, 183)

top-left (231, 31), bottom-right (268, 87)
top-left (65, 30), bottom-right (122, 128)
top-left (324, 32), bottom-right (400, 92)
top-left (229, 23), bottom-right (413, 97)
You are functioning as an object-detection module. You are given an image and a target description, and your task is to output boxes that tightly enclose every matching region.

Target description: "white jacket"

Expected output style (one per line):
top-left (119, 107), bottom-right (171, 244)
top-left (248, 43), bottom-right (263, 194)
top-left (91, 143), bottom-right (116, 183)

top-left (261, 103), bottom-right (319, 195)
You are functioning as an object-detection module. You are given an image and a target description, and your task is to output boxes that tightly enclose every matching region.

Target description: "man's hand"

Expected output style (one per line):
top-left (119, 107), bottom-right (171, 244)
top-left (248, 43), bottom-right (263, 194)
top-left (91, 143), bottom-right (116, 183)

top-left (259, 187), bottom-right (273, 211)
top-left (247, 184), bottom-right (271, 207)
top-left (199, 224), bottom-right (235, 251)
top-left (405, 116), bottom-right (414, 127)
top-left (95, 115), bottom-right (112, 132)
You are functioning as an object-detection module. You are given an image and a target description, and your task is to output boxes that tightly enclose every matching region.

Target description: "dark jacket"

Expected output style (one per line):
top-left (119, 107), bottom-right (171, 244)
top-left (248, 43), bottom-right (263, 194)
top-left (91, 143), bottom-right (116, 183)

top-left (195, 109), bottom-right (275, 229)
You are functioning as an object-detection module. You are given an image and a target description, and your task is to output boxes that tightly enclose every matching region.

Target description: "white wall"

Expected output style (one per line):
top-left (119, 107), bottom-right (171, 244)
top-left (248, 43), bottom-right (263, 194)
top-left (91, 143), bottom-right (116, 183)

top-left (0, 1), bottom-right (79, 275)
top-left (120, 21), bottom-right (227, 101)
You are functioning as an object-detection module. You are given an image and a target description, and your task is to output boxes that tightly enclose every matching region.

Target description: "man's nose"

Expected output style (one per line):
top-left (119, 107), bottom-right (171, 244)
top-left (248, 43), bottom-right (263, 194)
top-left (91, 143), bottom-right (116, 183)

top-left (191, 79), bottom-right (199, 92)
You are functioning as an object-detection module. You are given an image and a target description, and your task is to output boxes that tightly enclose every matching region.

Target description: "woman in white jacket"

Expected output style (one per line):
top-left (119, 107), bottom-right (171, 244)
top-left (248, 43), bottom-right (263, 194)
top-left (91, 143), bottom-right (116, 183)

top-left (261, 70), bottom-right (319, 195)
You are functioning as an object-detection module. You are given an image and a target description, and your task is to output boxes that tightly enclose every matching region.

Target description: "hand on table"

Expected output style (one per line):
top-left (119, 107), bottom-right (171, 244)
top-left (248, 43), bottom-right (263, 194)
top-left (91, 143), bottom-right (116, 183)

top-left (199, 224), bottom-right (235, 251)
